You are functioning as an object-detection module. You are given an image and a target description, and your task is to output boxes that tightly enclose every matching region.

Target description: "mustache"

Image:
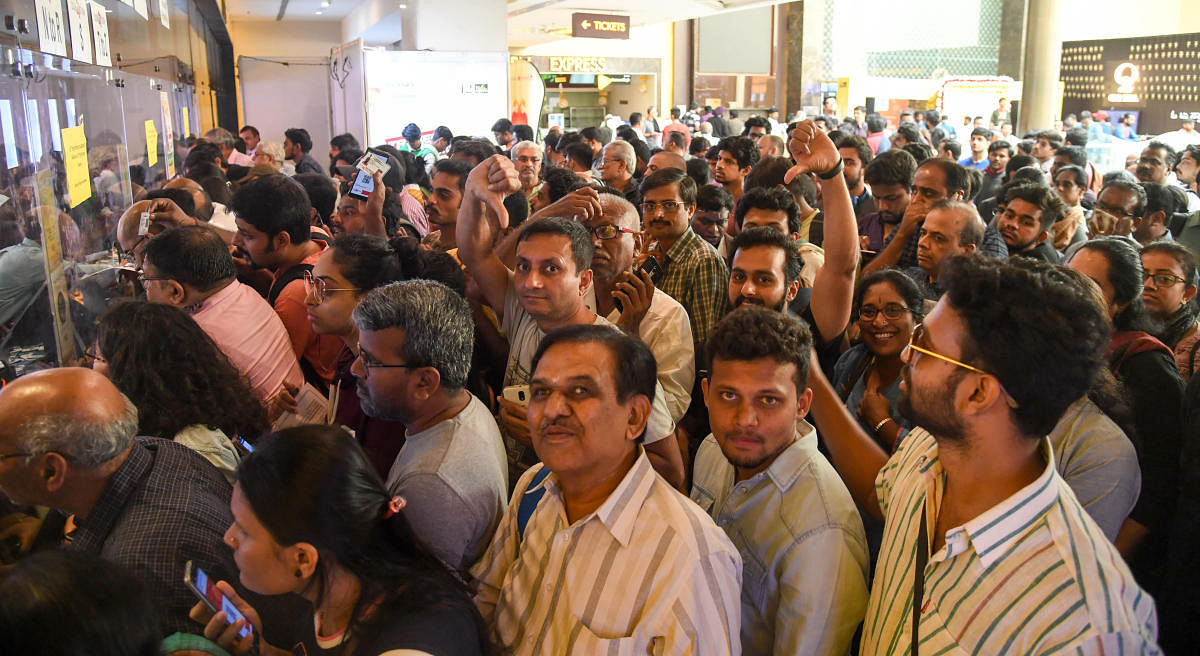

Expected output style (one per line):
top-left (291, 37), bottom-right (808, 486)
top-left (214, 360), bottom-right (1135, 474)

top-left (537, 417), bottom-right (582, 435)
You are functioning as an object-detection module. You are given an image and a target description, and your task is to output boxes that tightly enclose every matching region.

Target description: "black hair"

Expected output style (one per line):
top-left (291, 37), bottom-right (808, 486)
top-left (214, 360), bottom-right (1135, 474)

top-left (579, 126), bottom-right (600, 143)
top-left (432, 158), bottom-right (472, 193)
top-left (331, 233), bottom-right (405, 291)
top-left (491, 118), bottom-right (513, 134)
top-left (98, 300), bottom-right (268, 441)
top-left (730, 226), bottom-right (803, 289)
top-left (434, 126), bottom-right (453, 142)
top-left (329, 133), bottom-right (360, 152)
top-left (866, 113), bottom-right (887, 133)
top-left (542, 166), bottom-right (582, 204)
top-left (742, 116), bottom-right (771, 134)
top-left (285, 128), bottom-right (313, 153)
top-left (664, 131), bottom-right (686, 150)
top-left (686, 157), bottom-right (712, 186)
top-left (894, 124), bottom-right (923, 145)
top-left (1142, 240), bottom-right (1199, 288)
top-left (230, 173), bottom-right (313, 244)
top-left (706, 305), bottom-right (813, 393)
top-left (1035, 129), bottom-right (1064, 148)
top-left (918, 158), bottom-right (970, 197)
top-left (705, 145), bottom-right (721, 161)
top-left (851, 268), bottom-right (927, 324)
top-left (237, 425), bottom-right (490, 653)
top-left (184, 142), bottom-right (224, 173)
top-left (453, 139), bottom-right (500, 167)
top-left (1064, 126), bottom-right (1088, 147)
top-left (1017, 139), bottom-right (1034, 155)
top-left (923, 108), bottom-right (942, 125)
top-left (695, 184), bottom-right (734, 213)
top-left (143, 225), bottom-right (236, 292)
top-left (864, 148), bottom-right (918, 189)
top-left (715, 136), bottom-right (760, 170)
top-left (195, 173), bottom-right (232, 206)
top-left (513, 124), bottom-right (534, 143)
top-left (1054, 164), bottom-right (1088, 190)
top-left (628, 112), bottom-right (642, 125)
top-left (1073, 237), bottom-right (1156, 333)
top-left (1144, 140), bottom-right (1179, 168)
top-left (563, 141), bottom-right (594, 170)
top-left (939, 255), bottom-right (1110, 436)
top-left (1002, 182), bottom-right (1066, 229)
top-left (670, 107), bottom-right (681, 118)
top-left (903, 142), bottom-right (933, 164)
top-left (1005, 154), bottom-right (1036, 180)
top-left (615, 125), bottom-right (639, 142)
top-left (0, 551), bottom-right (161, 656)
top-left (334, 148), bottom-right (364, 168)
top-left (640, 167), bottom-right (698, 205)
top-left (503, 191), bottom-right (530, 229)
top-left (516, 216), bottom-right (594, 275)
top-left (690, 136), bottom-right (711, 157)
top-left (531, 324), bottom-right (657, 405)
top-left (629, 139), bottom-right (651, 170)
top-left (970, 126), bottom-right (993, 140)
top-left (733, 186), bottom-right (800, 233)
top-left (143, 188), bottom-right (196, 218)
top-left (1055, 145), bottom-right (1087, 168)
top-left (988, 140), bottom-right (1013, 156)
top-left (240, 125), bottom-right (260, 138)
top-left (1142, 182), bottom-right (1177, 218)
top-left (940, 140), bottom-right (963, 160)
top-left (837, 134), bottom-right (873, 167)
top-left (1101, 178), bottom-right (1148, 217)
top-left (744, 156), bottom-right (790, 191)
top-left (294, 173), bottom-right (338, 226)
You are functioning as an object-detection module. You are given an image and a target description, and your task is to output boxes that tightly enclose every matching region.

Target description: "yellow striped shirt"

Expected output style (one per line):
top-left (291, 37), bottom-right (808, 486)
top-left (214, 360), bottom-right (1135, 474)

top-left (471, 450), bottom-right (743, 655)
top-left (862, 427), bottom-right (1160, 655)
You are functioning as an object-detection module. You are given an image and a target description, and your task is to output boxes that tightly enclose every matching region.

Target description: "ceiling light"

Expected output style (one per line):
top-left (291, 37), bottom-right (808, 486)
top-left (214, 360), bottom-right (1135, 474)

top-left (320, 0), bottom-right (330, 6)
top-left (398, 4), bottom-right (407, 8)
top-left (315, 9), bottom-right (323, 14)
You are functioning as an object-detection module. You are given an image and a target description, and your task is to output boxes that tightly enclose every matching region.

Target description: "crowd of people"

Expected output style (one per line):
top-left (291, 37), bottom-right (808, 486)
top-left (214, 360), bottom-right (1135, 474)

top-left (1, 94), bottom-right (1199, 656)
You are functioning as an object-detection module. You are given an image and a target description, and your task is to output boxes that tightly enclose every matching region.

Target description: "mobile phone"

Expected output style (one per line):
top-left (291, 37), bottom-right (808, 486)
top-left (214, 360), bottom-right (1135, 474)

top-left (502, 384), bottom-right (530, 407)
top-left (639, 255), bottom-right (664, 286)
top-left (347, 152), bottom-right (391, 201)
top-left (234, 436), bottom-right (255, 455)
top-left (347, 169), bottom-right (375, 201)
top-left (184, 561), bottom-right (253, 639)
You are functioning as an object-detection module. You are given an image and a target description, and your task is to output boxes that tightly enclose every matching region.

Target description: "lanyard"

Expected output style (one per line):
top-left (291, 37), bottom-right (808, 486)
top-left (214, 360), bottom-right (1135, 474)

top-left (912, 498), bottom-right (929, 656)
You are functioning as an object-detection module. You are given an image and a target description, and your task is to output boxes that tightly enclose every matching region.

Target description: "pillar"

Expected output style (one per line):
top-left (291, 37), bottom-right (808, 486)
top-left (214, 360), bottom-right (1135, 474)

top-left (1018, 0), bottom-right (1062, 134)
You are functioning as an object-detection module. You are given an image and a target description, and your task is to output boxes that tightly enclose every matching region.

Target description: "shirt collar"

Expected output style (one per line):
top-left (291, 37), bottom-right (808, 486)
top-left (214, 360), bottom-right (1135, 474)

top-left (540, 448), bottom-right (656, 548)
top-left (959, 438), bottom-right (1059, 569)
top-left (662, 228), bottom-right (700, 263)
top-left (766, 420), bottom-right (819, 492)
top-left (74, 441), bottom-right (150, 537)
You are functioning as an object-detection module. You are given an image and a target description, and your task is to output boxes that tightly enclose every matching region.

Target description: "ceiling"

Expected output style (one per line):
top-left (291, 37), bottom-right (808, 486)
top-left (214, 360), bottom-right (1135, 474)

top-left (223, 0), bottom-right (778, 36)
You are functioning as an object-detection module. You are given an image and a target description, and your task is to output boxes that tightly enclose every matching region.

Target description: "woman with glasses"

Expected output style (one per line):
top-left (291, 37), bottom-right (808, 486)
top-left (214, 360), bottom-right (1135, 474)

top-left (92, 301), bottom-right (268, 482)
top-left (1141, 242), bottom-right (1200, 381)
top-left (1067, 237), bottom-right (1184, 591)
top-left (831, 269), bottom-right (925, 452)
top-left (194, 425), bottom-right (491, 655)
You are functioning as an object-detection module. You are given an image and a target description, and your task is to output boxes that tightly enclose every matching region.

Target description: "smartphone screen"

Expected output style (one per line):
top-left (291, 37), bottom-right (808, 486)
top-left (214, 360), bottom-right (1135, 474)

top-left (186, 562), bottom-right (253, 638)
top-left (348, 169), bottom-right (374, 200)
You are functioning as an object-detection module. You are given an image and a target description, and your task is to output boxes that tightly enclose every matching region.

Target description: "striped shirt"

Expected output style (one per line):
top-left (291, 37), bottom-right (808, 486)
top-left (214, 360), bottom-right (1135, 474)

top-left (863, 427), bottom-right (1160, 655)
top-left (471, 450), bottom-right (743, 655)
top-left (691, 421), bottom-right (870, 656)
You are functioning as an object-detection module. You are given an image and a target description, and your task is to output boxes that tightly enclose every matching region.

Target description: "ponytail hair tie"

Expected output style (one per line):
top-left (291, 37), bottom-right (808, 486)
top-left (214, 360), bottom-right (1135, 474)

top-left (382, 495), bottom-right (405, 519)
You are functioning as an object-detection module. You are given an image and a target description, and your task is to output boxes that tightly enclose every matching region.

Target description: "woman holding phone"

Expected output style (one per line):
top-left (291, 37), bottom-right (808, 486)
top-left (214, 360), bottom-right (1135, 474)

top-left (194, 424), bottom-right (491, 655)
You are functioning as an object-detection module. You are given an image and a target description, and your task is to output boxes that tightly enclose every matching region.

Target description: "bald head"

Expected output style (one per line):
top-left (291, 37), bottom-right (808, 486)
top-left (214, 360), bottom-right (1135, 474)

top-left (116, 200), bottom-right (156, 252)
top-left (647, 151), bottom-right (686, 174)
top-left (0, 368), bottom-right (136, 469)
top-left (165, 177), bottom-right (214, 221)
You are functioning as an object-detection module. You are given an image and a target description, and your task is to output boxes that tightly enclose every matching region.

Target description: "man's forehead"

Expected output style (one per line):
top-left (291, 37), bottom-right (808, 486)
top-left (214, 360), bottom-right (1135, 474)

top-left (732, 245), bottom-right (785, 271)
top-left (517, 233), bottom-right (573, 258)
top-left (1100, 186), bottom-right (1135, 206)
top-left (533, 342), bottom-right (614, 382)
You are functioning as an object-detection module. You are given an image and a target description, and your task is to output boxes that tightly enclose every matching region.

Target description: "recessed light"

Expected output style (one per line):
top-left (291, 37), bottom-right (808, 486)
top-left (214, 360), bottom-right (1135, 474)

top-left (315, 9), bottom-right (323, 14)
top-left (320, 0), bottom-right (330, 6)
top-left (398, 3), bottom-right (407, 8)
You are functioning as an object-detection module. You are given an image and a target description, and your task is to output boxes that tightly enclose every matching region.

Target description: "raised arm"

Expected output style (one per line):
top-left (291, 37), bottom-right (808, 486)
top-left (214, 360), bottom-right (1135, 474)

top-left (807, 349), bottom-right (887, 521)
top-left (787, 122), bottom-right (859, 342)
top-left (457, 155), bottom-right (522, 315)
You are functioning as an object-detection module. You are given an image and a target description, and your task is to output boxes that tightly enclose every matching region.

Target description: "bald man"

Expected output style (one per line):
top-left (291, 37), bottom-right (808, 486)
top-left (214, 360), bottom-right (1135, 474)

top-left (116, 197), bottom-right (201, 262)
top-left (0, 368), bottom-right (238, 636)
top-left (164, 176), bottom-right (215, 221)
top-left (646, 150), bottom-right (687, 174)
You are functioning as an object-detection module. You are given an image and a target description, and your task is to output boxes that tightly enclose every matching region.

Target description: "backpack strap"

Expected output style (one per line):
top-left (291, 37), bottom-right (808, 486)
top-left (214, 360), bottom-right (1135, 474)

top-left (516, 465), bottom-right (552, 542)
top-left (267, 263), bottom-right (314, 306)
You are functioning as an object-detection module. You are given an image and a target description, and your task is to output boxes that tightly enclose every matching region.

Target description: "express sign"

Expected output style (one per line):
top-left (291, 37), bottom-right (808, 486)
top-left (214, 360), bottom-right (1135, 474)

top-left (572, 13), bottom-right (630, 40)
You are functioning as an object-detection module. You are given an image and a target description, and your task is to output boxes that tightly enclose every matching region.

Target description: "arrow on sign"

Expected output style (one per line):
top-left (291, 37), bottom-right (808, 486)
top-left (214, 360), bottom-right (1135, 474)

top-left (581, 20), bottom-right (590, 29)
top-left (597, 74), bottom-right (612, 90)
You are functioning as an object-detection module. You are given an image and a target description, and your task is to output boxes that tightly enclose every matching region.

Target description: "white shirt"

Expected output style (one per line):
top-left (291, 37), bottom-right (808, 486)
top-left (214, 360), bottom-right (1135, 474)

top-left (585, 286), bottom-right (695, 422)
top-left (691, 422), bottom-right (869, 656)
top-left (472, 450), bottom-right (743, 655)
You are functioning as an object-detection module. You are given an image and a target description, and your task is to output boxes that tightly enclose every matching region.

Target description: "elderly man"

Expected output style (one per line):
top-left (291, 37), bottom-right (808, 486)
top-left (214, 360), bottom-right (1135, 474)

top-left (349, 280), bottom-right (508, 574)
top-left (0, 368), bottom-right (239, 635)
top-left (646, 150), bottom-right (686, 175)
top-left (472, 325), bottom-right (742, 655)
top-left (203, 127), bottom-right (254, 167)
top-left (906, 199), bottom-right (984, 300)
top-left (598, 139), bottom-right (641, 207)
top-left (510, 140), bottom-right (543, 205)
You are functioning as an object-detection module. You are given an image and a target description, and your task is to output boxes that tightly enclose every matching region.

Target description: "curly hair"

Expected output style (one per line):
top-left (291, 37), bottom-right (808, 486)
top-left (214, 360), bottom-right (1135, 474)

top-left (939, 255), bottom-right (1110, 437)
top-left (97, 301), bottom-right (268, 441)
top-left (706, 305), bottom-right (813, 393)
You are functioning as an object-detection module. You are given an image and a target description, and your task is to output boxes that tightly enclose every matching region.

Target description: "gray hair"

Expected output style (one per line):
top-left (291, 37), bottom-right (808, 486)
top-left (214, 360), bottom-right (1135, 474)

top-left (510, 141), bottom-right (540, 159)
top-left (352, 280), bottom-right (473, 390)
top-left (258, 142), bottom-right (285, 166)
top-left (598, 192), bottom-right (639, 231)
top-left (203, 127), bottom-right (236, 148)
top-left (17, 395), bottom-right (138, 468)
top-left (603, 140), bottom-right (635, 173)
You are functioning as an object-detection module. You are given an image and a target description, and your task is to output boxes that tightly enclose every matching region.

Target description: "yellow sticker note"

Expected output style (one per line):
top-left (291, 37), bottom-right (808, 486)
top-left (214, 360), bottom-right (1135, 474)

top-left (60, 125), bottom-right (90, 208)
top-left (182, 106), bottom-right (189, 137)
top-left (145, 119), bottom-right (158, 167)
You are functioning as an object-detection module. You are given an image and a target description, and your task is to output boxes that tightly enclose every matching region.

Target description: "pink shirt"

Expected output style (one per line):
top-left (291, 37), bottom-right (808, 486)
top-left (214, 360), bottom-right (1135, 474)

top-left (398, 188), bottom-right (429, 236)
top-left (191, 279), bottom-right (304, 400)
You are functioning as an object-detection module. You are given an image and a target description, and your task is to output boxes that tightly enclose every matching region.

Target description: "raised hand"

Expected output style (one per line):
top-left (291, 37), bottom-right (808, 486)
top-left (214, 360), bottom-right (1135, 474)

top-left (785, 120), bottom-right (842, 183)
top-left (466, 154), bottom-right (522, 228)
top-left (531, 186), bottom-right (603, 223)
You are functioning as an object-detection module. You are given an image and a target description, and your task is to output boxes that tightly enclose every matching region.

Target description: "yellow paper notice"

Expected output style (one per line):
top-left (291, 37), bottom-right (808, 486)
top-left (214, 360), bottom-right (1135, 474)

top-left (182, 106), bottom-right (189, 137)
top-left (145, 119), bottom-right (158, 167)
top-left (61, 125), bottom-right (90, 208)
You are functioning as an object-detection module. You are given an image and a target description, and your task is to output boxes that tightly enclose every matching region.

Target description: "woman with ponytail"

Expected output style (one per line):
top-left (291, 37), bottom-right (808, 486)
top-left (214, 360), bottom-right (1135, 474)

top-left (195, 424), bottom-right (491, 655)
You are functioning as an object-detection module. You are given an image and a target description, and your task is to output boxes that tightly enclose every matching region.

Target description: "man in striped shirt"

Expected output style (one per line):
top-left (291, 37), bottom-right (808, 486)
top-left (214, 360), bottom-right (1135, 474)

top-left (472, 325), bottom-right (742, 655)
top-left (809, 255), bottom-right (1160, 654)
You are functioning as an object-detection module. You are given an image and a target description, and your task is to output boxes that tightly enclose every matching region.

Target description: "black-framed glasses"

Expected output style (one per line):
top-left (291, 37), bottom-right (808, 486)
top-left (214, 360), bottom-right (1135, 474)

top-left (355, 350), bottom-right (424, 379)
top-left (0, 452), bottom-right (33, 461)
top-left (590, 225), bottom-right (637, 240)
top-left (642, 199), bottom-right (683, 215)
top-left (1144, 271), bottom-right (1187, 287)
top-left (303, 271), bottom-right (360, 304)
top-left (137, 272), bottom-right (170, 286)
top-left (858, 304), bottom-right (912, 321)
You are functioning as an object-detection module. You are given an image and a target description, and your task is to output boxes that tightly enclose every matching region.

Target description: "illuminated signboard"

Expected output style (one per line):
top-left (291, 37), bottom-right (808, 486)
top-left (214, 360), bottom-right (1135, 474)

top-left (571, 13), bottom-right (630, 40)
top-left (1107, 62), bottom-right (1140, 103)
top-left (548, 56), bottom-right (608, 74)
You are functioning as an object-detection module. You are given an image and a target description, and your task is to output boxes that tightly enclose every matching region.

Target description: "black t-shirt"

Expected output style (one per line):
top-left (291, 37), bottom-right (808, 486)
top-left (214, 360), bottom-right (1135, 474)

top-left (291, 604), bottom-right (484, 656)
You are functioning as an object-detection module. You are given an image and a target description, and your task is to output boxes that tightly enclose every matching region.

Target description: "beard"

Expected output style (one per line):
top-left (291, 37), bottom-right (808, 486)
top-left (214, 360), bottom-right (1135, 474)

top-left (898, 367), bottom-right (968, 442)
top-left (733, 294), bottom-right (788, 313)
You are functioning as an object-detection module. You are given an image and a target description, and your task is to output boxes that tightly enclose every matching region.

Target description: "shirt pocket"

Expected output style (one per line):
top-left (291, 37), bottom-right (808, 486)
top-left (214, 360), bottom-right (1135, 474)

top-left (732, 527), bottom-right (768, 611)
top-left (568, 621), bottom-right (653, 656)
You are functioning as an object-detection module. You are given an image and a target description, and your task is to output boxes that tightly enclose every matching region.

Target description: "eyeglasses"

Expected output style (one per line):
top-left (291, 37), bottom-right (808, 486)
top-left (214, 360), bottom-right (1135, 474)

top-left (590, 225), bottom-right (637, 240)
top-left (642, 199), bottom-right (683, 215)
top-left (355, 350), bottom-right (424, 379)
top-left (1093, 205), bottom-right (1135, 220)
top-left (84, 345), bottom-right (106, 364)
top-left (859, 304), bottom-right (913, 321)
top-left (1144, 271), bottom-right (1188, 287)
top-left (303, 271), bottom-right (360, 304)
top-left (901, 324), bottom-right (1019, 407)
top-left (137, 272), bottom-right (170, 286)
top-left (0, 452), bottom-right (32, 461)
